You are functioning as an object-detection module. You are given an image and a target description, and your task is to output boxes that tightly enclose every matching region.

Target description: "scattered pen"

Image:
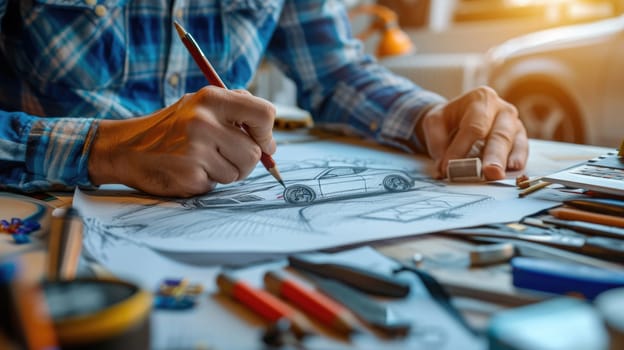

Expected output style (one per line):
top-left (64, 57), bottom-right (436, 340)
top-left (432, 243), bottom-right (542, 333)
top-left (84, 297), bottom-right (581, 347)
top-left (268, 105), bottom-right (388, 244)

top-left (288, 254), bottom-right (411, 298)
top-left (301, 272), bottom-right (412, 335)
top-left (517, 176), bottom-right (544, 189)
top-left (541, 216), bottom-right (624, 239)
top-left (173, 21), bottom-right (285, 188)
top-left (264, 270), bottom-right (358, 335)
top-left (563, 198), bottom-right (624, 217)
top-left (216, 272), bottom-right (312, 338)
top-left (518, 181), bottom-right (551, 198)
top-left (549, 206), bottom-right (624, 229)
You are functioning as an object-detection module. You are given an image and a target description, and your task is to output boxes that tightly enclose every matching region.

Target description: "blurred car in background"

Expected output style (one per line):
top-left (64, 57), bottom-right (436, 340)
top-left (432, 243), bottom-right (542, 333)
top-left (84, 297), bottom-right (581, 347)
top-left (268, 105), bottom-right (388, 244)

top-left (480, 14), bottom-right (624, 147)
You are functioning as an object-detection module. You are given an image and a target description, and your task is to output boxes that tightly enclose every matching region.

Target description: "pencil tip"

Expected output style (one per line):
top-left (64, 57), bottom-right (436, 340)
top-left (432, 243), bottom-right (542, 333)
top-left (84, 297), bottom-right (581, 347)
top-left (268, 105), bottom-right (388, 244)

top-left (279, 180), bottom-right (286, 189)
top-left (173, 21), bottom-right (185, 38)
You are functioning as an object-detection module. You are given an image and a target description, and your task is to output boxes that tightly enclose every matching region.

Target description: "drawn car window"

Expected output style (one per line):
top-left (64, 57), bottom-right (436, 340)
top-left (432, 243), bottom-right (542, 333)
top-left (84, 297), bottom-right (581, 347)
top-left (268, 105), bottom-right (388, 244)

top-left (320, 168), bottom-right (356, 178)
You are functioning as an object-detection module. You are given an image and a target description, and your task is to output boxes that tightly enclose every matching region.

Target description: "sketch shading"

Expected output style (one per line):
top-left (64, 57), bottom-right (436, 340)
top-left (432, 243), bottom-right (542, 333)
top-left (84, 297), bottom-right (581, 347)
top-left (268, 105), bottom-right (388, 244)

top-left (182, 166), bottom-right (426, 208)
top-left (74, 140), bottom-right (555, 254)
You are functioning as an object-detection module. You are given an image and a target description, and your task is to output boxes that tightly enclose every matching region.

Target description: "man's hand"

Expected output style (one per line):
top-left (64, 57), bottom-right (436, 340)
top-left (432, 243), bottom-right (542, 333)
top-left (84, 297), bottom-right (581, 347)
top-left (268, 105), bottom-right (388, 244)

top-left (88, 86), bottom-right (276, 197)
top-left (419, 86), bottom-right (528, 180)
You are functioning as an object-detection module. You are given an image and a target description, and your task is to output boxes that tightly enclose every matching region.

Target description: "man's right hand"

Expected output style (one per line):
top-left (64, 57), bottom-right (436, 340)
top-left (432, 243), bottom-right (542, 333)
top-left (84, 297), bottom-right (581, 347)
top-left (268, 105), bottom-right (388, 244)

top-left (87, 86), bottom-right (277, 197)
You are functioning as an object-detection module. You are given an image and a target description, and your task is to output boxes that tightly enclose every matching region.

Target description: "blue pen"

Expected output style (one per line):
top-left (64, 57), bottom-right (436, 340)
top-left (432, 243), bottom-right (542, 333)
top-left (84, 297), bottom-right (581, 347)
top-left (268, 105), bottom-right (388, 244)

top-left (511, 257), bottom-right (624, 300)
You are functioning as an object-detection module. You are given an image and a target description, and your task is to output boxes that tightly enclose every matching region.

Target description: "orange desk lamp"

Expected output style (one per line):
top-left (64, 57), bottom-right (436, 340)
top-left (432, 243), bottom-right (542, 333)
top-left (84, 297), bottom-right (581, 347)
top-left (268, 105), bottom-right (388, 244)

top-left (349, 4), bottom-right (415, 58)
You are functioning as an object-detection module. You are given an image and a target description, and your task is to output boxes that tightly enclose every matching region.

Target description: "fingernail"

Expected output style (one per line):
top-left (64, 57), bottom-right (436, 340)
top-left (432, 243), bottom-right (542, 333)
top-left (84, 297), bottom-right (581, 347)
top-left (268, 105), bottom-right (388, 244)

top-left (483, 162), bottom-right (505, 180)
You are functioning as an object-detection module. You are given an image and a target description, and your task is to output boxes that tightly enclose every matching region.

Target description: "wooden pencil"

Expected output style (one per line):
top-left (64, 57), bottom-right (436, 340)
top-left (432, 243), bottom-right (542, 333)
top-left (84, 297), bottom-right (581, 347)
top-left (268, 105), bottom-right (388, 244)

top-left (518, 181), bottom-right (551, 198)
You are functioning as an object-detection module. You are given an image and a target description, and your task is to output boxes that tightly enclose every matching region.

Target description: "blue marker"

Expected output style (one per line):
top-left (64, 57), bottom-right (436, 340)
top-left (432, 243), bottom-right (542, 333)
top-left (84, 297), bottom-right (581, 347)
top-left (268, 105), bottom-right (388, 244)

top-left (511, 257), bottom-right (624, 300)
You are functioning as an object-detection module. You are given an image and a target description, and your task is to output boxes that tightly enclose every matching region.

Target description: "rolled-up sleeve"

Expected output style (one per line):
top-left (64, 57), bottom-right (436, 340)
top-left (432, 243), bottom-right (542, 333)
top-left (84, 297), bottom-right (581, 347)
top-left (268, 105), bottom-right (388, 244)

top-left (267, 0), bottom-right (446, 154)
top-left (0, 111), bottom-right (99, 192)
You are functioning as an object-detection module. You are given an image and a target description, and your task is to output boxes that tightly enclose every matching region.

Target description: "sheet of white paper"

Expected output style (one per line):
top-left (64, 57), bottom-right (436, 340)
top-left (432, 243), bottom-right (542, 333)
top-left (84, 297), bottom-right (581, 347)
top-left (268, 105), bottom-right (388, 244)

top-left (82, 228), bottom-right (483, 350)
top-left (74, 139), bottom-right (558, 254)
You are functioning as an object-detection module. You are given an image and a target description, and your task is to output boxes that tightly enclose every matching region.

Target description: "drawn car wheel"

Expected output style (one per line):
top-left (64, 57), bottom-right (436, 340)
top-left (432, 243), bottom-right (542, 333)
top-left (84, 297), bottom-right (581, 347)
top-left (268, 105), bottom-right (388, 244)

top-left (383, 175), bottom-right (412, 191)
top-left (284, 185), bottom-right (316, 204)
top-left (506, 81), bottom-right (584, 144)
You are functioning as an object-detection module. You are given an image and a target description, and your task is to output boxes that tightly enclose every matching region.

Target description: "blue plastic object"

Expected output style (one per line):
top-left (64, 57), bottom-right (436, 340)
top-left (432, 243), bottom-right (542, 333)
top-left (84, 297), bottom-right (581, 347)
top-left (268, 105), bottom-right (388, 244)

top-left (153, 295), bottom-right (196, 310)
top-left (511, 257), bottom-right (624, 300)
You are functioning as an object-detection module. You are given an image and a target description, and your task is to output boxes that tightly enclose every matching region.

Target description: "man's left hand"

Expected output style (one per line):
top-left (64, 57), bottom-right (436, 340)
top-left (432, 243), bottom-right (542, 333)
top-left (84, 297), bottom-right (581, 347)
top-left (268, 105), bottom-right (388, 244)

top-left (419, 86), bottom-right (528, 180)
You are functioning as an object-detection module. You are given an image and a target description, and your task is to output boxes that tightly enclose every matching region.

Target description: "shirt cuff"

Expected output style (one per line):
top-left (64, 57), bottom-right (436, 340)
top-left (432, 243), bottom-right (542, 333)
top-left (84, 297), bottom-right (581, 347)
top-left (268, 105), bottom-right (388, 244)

top-left (27, 118), bottom-right (100, 188)
top-left (379, 90), bottom-right (446, 154)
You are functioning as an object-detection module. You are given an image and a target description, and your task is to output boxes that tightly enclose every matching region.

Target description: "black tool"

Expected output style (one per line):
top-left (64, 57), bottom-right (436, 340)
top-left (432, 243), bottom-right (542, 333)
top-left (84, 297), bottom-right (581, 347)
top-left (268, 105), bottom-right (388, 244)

top-left (443, 223), bottom-right (624, 263)
top-left (308, 275), bottom-right (412, 336)
top-left (534, 215), bottom-right (624, 240)
top-left (391, 262), bottom-right (476, 335)
top-left (288, 254), bottom-right (410, 298)
top-left (564, 198), bottom-right (624, 217)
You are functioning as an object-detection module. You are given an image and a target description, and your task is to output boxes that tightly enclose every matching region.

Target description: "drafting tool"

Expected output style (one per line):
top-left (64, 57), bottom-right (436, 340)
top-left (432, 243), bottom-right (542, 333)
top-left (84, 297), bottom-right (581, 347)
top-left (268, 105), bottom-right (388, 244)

top-left (563, 198), bottom-right (624, 217)
top-left (174, 21), bottom-right (285, 188)
top-left (511, 257), bottom-right (624, 300)
top-left (531, 216), bottom-right (624, 240)
top-left (264, 270), bottom-right (358, 335)
top-left (515, 174), bottom-right (529, 187)
top-left (549, 206), bottom-right (624, 228)
top-left (216, 272), bottom-right (311, 337)
top-left (443, 223), bottom-right (624, 262)
top-left (447, 158), bottom-right (482, 182)
top-left (304, 274), bottom-right (412, 335)
top-left (47, 207), bottom-right (83, 281)
top-left (392, 262), bottom-right (475, 334)
top-left (470, 236), bottom-right (624, 271)
top-left (288, 254), bottom-right (410, 298)
top-left (518, 181), bottom-right (551, 198)
top-left (543, 151), bottom-right (624, 197)
top-left (468, 242), bottom-right (515, 267)
top-left (516, 175), bottom-right (543, 189)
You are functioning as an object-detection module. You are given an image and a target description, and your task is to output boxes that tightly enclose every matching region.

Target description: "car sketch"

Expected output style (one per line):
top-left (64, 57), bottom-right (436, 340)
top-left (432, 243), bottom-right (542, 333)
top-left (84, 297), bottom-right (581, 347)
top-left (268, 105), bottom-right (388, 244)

top-left (479, 14), bottom-right (624, 147)
top-left (182, 166), bottom-right (419, 208)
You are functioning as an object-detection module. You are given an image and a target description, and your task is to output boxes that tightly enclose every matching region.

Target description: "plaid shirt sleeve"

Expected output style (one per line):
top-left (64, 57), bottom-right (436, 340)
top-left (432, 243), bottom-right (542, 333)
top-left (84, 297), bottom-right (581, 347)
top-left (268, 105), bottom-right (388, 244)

top-left (0, 111), bottom-right (98, 192)
top-left (266, 0), bottom-right (446, 154)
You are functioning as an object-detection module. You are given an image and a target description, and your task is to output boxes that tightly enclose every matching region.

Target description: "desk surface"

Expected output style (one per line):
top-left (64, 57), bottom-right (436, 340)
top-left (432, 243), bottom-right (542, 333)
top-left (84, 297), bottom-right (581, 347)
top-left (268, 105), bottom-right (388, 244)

top-left (0, 138), bottom-right (617, 349)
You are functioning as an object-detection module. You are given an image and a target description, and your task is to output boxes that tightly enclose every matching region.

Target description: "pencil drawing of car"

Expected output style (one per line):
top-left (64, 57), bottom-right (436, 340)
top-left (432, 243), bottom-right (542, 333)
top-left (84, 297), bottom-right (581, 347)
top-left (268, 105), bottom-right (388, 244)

top-left (281, 166), bottom-right (415, 204)
top-left (181, 166), bottom-right (417, 208)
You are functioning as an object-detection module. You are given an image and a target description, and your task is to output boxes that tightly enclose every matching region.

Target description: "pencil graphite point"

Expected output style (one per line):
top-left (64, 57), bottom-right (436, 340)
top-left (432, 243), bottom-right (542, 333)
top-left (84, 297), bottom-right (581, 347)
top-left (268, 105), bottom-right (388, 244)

top-left (173, 21), bottom-right (185, 39)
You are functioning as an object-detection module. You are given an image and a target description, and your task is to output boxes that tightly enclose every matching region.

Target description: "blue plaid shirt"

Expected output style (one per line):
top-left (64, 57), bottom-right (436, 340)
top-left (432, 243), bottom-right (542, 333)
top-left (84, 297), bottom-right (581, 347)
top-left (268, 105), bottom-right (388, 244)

top-left (0, 0), bottom-right (444, 192)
